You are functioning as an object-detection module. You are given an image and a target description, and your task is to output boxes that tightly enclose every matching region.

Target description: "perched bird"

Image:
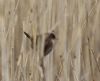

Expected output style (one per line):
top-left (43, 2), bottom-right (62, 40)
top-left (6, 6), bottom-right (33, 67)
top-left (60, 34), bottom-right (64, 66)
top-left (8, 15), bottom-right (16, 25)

top-left (44, 33), bottom-right (56, 56)
top-left (24, 32), bottom-right (56, 56)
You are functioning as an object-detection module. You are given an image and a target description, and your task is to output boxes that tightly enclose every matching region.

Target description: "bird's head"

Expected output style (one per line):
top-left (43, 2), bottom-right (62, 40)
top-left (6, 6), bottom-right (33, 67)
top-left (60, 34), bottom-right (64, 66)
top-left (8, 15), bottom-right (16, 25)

top-left (49, 33), bottom-right (56, 40)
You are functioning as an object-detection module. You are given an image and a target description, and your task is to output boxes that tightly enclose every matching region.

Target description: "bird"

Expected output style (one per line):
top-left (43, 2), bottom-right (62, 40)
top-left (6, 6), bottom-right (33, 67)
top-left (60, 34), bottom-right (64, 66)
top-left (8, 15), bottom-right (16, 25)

top-left (44, 33), bottom-right (56, 56)
top-left (24, 32), bottom-right (56, 56)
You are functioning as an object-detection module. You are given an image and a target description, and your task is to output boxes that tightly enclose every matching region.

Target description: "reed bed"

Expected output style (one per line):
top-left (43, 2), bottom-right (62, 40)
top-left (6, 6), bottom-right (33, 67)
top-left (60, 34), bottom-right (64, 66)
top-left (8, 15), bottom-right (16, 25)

top-left (0, 0), bottom-right (100, 81)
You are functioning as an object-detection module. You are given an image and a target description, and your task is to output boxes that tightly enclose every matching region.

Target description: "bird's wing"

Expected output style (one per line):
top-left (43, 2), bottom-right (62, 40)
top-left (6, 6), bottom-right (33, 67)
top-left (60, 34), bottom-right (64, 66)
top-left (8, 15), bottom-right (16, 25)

top-left (44, 40), bottom-right (53, 56)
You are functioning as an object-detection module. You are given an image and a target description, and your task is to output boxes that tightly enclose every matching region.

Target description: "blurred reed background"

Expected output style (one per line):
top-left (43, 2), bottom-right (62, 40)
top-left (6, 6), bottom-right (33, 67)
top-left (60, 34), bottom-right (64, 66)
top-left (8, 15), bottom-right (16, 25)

top-left (0, 0), bottom-right (100, 81)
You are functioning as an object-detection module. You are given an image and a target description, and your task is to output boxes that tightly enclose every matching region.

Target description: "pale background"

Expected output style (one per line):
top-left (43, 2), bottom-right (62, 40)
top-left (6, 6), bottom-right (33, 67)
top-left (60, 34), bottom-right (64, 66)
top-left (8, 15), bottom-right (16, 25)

top-left (0, 0), bottom-right (100, 81)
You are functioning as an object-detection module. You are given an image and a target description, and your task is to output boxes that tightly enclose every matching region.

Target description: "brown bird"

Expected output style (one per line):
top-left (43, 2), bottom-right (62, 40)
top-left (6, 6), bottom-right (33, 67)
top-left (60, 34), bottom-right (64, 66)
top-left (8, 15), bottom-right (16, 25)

top-left (24, 32), bottom-right (56, 56)
top-left (44, 33), bottom-right (56, 56)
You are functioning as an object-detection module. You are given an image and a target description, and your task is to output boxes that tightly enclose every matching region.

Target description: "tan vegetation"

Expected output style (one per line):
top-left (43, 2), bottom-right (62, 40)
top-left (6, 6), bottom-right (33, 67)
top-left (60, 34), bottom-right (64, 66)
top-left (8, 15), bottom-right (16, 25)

top-left (0, 0), bottom-right (100, 81)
